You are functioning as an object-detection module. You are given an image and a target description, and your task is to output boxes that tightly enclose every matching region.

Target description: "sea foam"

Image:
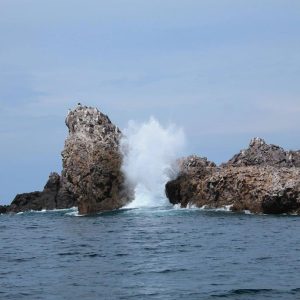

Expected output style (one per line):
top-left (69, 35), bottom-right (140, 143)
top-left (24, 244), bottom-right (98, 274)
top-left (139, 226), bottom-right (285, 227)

top-left (121, 117), bottom-right (185, 208)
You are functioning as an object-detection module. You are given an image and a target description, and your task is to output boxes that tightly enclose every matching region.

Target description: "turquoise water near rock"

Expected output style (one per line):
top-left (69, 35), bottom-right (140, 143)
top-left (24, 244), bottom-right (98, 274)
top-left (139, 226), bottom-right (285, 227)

top-left (1, 207), bottom-right (300, 299)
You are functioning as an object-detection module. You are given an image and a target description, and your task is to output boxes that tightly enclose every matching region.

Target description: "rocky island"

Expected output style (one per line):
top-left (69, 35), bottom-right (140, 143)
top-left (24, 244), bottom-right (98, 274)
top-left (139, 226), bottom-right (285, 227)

top-left (166, 138), bottom-right (300, 214)
top-left (1, 105), bottom-right (300, 215)
top-left (61, 105), bottom-right (131, 214)
top-left (1, 104), bottom-right (132, 215)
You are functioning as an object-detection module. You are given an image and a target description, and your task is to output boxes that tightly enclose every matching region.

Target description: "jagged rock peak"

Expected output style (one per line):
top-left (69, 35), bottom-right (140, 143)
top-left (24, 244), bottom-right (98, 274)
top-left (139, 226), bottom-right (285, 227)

top-left (249, 137), bottom-right (266, 147)
top-left (44, 172), bottom-right (60, 190)
top-left (65, 104), bottom-right (121, 149)
top-left (224, 137), bottom-right (300, 168)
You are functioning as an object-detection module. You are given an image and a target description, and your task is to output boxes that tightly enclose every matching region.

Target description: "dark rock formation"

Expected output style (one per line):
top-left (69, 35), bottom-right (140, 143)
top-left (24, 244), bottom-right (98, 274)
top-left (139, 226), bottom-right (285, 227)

top-left (166, 156), bottom-right (217, 208)
top-left (61, 104), bottom-right (131, 214)
top-left (8, 173), bottom-right (76, 213)
top-left (166, 139), bottom-right (300, 214)
top-left (0, 205), bottom-right (9, 214)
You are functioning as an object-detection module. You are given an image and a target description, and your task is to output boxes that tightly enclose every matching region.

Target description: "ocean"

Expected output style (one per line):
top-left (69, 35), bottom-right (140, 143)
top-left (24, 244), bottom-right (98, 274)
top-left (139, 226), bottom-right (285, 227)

top-left (1, 207), bottom-right (299, 300)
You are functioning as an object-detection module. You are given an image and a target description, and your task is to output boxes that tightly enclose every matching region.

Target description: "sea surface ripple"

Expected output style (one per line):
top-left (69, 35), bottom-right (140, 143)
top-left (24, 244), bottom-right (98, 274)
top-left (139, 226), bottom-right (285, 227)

top-left (1, 207), bottom-right (300, 299)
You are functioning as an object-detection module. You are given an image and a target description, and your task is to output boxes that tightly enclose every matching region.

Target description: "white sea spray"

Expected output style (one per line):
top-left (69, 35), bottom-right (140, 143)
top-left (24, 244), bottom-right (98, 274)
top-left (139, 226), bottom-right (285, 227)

top-left (120, 117), bottom-right (185, 208)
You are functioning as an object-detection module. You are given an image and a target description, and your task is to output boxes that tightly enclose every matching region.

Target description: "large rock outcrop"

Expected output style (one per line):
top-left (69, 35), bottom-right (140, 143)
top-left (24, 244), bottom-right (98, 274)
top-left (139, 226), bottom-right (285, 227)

top-left (166, 139), bottom-right (300, 214)
top-left (8, 172), bottom-right (76, 213)
top-left (224, 137), bottom-right (300, 168)
top-left (2, 104), bottom-right (131, 215)
top-left (61, 104), bottom-right (131, 214)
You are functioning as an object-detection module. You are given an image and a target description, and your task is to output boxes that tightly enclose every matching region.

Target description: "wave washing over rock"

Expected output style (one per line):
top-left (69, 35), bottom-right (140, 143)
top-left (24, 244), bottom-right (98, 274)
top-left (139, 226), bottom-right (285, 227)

top-left (2, 105), bottom-right (300, 216)
top-left (120, 117), bottom-right (185, 208)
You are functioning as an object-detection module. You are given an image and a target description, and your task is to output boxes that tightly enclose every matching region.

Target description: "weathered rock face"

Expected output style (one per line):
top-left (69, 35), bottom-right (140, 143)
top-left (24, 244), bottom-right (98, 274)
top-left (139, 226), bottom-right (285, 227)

top-left (8, 173), bottom-right (76, 213)
top-left (177, 155), bottom-right (216, 178)
top-left (61, 104), bottom-right (131, 214)
top-left (224, 137), bottom-right (300, 168)
top-left (166, 139), bottom-right (300, 214)
top-left (166, 156), bottom-right (217, 208)
top-left (2, 104), bottom-right (130, 214)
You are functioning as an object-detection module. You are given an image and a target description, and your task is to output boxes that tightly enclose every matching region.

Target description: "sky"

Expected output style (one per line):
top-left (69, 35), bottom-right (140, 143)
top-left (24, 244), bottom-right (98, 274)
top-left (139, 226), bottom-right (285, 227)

top-left (1, 0), bottom-right (300, 204)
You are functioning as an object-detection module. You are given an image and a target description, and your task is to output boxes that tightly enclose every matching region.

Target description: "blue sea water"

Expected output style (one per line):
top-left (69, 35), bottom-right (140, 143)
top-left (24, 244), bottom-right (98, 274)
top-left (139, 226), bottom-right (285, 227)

top-left (0, 207), bottom-right (300, 300)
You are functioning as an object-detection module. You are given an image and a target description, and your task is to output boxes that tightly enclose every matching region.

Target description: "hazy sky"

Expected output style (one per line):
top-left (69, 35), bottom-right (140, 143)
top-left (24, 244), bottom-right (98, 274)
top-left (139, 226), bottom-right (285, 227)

top-left (1, 0), bottom-right (300, 204)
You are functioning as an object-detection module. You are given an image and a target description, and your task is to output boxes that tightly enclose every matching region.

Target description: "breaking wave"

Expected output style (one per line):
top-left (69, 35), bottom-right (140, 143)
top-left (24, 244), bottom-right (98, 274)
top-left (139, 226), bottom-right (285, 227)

top-left (121, 117), bottom-right (185, 208)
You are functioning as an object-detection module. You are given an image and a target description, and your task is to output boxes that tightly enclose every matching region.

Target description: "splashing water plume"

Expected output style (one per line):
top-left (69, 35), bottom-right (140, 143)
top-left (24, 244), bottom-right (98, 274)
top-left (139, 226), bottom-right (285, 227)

top-left (121, 117), bottom-right (185, 208)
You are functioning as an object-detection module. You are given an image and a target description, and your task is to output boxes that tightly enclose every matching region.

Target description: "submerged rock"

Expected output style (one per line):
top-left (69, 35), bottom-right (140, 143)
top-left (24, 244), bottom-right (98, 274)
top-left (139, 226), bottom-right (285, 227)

top-left (166, 139), bottom-right (300, 214)
top-left (61, 104), bottom-right (131, 214)
top-left (8, 173), bottom-right (76, 213)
